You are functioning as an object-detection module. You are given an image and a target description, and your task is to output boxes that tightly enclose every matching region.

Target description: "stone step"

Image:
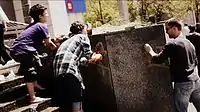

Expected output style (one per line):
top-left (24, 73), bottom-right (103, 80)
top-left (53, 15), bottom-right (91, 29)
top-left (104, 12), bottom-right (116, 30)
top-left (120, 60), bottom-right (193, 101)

top-left (0, 84), bottom-right (26, 102)
top-left (0, 76), bottom-right (24, 92)
top-left (9, 98), bottom-right (51, 112)
top-left (0, 62), bottom-right (20, 75)
top-left (40, 107), bottom-right (59, 112)
top-left (0, 95), bottom-right (51, 112)
top-left (0, 95), bottom-right (28, 112)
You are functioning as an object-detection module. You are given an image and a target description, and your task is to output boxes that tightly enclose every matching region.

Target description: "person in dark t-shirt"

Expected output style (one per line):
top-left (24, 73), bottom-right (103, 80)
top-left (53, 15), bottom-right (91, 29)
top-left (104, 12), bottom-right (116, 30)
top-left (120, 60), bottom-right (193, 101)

top-left (187, 25), bottom-right (200, 77)
top-left (144, 19), bottom-right (200, 112)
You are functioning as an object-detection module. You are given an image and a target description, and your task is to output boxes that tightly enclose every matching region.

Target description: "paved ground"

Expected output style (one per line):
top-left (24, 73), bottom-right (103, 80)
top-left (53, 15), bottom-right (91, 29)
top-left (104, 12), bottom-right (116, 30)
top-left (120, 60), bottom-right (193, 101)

top-left (188, 103), bottom-right (196, 112)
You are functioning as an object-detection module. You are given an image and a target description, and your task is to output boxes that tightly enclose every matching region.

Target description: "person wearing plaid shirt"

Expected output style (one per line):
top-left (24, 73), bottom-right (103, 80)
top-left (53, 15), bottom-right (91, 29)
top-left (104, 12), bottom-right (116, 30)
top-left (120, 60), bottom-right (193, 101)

top-left (53, 21), bottom-right (102, 112)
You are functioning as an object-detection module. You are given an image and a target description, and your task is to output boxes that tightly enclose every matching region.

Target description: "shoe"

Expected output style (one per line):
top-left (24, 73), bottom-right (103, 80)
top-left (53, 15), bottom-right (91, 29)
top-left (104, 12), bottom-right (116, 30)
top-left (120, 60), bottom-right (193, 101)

top-left (30, 97), bottom-right (46, 104)
top-left (5, 69), bottom-right (15, 79)
top-left (5, 59), bottom-right (19, 65)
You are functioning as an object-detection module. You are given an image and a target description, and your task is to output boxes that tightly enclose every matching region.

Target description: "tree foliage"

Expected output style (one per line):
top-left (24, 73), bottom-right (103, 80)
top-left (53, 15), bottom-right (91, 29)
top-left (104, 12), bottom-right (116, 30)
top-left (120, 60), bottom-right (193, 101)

top-left (133, 0), bottom-right (195, 22)
top-left (84, 0), bottom-right (200, 27)
top-left (84, 0), bottom-right (120, 27)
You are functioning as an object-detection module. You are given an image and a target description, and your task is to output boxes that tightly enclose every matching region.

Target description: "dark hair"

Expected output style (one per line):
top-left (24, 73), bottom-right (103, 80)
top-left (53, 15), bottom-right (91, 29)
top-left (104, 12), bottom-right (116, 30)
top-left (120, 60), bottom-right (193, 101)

top-left (165, 19), bottom-right (182, 31)
top-left (188, 25), bottom-right (196, 33)
top-left (70, 21), bottom-right (85, 34)
top-left (29, 4), bottom-right (47, 22)
top-left (196, 24), bottom-right (200, 33)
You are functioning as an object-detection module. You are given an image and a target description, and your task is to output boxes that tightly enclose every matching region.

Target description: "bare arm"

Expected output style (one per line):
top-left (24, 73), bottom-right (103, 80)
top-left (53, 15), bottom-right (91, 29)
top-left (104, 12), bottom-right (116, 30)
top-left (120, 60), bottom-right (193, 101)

top-left (144, 43), bottom-right (172, 64)
top-left (144, 43), bottom-right (158, 57)
top-left (44, 37), bottom-right (57, 50)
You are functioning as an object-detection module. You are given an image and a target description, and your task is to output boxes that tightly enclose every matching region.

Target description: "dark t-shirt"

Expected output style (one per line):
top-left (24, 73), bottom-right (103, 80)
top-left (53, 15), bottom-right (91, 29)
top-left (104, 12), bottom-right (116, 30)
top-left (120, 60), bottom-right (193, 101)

top-left (186, 32), bottom-right (200, 60)
top-left (10, 23), bottom-right (48, 55)
top-left (153, 36), bottom-right (199, 82)
top-left (186, 32), bottom-right (200, 76)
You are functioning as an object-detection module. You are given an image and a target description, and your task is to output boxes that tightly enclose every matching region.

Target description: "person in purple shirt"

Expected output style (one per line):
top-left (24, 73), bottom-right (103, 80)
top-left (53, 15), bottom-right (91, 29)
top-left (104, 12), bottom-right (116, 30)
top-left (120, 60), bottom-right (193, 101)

top-left (10, 4), bottom-right (57, 104)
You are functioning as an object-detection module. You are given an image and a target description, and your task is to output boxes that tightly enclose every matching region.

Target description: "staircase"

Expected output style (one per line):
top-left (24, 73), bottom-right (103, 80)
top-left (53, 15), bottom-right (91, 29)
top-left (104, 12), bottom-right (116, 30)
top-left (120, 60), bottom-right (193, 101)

top-left (0, 61), bottom-right (59, 112)
top-left (0, 20), bottom-right (59, 112)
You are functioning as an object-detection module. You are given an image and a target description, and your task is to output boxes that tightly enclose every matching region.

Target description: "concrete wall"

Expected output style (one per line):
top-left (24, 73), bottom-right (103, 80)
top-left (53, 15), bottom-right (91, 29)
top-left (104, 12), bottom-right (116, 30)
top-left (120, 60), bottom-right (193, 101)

top-left (81, 24), bottom-right (174, 112)
top-left (29, 0), bottom-right (69, 37)
top-left (0, 0), bottom-right (16, 21)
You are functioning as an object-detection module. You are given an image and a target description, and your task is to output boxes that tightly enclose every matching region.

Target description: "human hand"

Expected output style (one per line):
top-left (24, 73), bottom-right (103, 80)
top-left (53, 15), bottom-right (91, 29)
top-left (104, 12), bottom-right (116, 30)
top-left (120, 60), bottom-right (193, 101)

top-left (54, 35), bottom-right (65, 43)
top-left (144, 43), bottom-right (153, 53)
top-left (89, 53), bottom-right (103, 63)
top-left (80, 57), bottom-right (88, 65)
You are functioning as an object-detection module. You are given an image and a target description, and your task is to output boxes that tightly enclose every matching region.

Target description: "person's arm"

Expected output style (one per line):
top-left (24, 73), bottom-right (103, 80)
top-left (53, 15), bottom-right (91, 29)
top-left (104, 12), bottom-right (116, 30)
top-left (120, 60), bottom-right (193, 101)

top-left (44, 37), bottom-right (57, 50)
top-left (80, 34), bottom-right (102, 63)
top-left (144, 44), bottom-right (158, 57)
top-left (144, 42), bottom-right (172, 64)
top-left (39, 24), bottom-right (57, 50)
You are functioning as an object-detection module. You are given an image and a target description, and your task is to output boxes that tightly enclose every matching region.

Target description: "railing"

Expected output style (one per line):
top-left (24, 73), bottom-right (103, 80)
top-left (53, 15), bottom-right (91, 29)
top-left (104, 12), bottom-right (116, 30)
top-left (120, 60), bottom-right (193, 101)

top-left (4, 20), bottom-right (28, 37)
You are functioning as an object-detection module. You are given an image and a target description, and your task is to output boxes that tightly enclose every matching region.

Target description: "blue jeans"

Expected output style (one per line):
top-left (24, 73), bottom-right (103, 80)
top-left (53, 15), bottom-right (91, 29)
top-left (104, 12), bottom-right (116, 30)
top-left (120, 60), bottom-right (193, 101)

top-left (174, 79), bottom-right (200, 112)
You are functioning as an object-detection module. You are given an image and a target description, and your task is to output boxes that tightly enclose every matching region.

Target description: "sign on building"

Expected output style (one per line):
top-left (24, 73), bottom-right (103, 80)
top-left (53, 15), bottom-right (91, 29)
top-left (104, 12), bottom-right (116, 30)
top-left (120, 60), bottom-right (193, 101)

top-left (65, 0), bottom-right (86, 13)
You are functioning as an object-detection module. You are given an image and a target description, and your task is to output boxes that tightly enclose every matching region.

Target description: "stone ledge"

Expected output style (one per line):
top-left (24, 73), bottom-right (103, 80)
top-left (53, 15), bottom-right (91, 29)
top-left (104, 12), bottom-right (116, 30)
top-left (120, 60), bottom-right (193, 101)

top-left (40, 107), bottom-right (59, 112)
top-left (0, 95), bottom-right (28, 112)
top-left (0, 84), bottom-right (26, 103)
top-left (0, 76), bottom-right (24, 92)
top-left (0, 95), bottom-right (51, 112)
top-left (10, 98), bottom-right (51, 112)
top-left (0, 63), bottom-right (20, 75)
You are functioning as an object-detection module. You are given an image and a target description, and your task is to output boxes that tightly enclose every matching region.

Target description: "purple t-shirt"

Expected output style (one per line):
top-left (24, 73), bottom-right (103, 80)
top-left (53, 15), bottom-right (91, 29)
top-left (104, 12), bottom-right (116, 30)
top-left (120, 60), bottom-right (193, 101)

top-left (10, 23), bottom-right (48, 55)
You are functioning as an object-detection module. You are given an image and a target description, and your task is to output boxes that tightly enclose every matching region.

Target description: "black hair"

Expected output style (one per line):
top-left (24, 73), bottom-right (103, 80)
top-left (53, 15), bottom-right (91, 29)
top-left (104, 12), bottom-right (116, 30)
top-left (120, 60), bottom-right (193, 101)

top-left (29, 4), bottom-right (47, 22)
top-left (188, 25), bottom-right (196, 33)
top-left (196, 24), bottom-right (200, 33)
top-left (165, 19), bottom-right (182, 31)
top-left (70, 21), bottom-right (85, 35)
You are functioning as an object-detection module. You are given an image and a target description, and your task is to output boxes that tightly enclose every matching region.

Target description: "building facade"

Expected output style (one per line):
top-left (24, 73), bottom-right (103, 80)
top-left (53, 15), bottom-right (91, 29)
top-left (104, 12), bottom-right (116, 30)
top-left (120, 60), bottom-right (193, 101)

top-left (0, 0), bottom-right (71, 37)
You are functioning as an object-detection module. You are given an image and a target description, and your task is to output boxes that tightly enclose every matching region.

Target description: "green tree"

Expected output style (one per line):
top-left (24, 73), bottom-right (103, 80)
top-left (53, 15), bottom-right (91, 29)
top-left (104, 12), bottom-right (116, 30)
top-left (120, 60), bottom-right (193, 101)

top-left (134, 0), bottom-right (195, 22)
top-left (84, 0), bottom-right (200, 27)
top-left (84, 0), bottom-right (120, 27)
top-left (128, 1), bottom-right (138, 22)
top-left (195, 0), bottom-right (200, 22)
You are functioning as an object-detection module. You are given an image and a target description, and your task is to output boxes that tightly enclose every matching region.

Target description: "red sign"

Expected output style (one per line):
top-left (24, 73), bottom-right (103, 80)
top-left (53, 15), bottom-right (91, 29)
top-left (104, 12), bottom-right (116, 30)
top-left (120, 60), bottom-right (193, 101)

top-left (66, 0), bottom-right (73, 12)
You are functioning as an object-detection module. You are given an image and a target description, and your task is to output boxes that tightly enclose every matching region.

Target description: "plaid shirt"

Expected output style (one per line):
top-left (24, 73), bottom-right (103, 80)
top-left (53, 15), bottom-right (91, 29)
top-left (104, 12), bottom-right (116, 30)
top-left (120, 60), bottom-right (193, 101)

top-left (53, 34), bottom-right (93, 86)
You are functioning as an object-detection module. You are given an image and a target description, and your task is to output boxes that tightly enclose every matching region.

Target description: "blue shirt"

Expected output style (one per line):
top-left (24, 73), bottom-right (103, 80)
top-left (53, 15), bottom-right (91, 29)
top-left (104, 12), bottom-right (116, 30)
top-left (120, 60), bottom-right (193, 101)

top-left (10, 23), bottom-right (48, 55)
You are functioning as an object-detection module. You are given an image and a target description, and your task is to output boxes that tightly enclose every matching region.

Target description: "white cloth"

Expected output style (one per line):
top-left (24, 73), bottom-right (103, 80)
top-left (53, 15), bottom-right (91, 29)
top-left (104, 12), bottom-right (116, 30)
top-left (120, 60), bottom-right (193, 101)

top-left (182, 26), bottom-right (190, 36)
top-left (177, 32), bottom-right (185, 39)
top-left (0, 6), bottom-right (9, 23)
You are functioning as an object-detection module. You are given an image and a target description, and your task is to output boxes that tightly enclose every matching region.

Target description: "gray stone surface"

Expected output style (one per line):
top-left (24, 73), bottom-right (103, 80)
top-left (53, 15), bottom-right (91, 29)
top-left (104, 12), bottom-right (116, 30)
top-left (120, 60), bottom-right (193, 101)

top-left (104, 24), bottom-right (173, 112)
top-left (81, 24), bottom-right (174, 112)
